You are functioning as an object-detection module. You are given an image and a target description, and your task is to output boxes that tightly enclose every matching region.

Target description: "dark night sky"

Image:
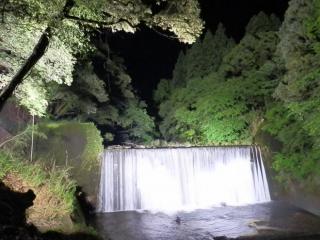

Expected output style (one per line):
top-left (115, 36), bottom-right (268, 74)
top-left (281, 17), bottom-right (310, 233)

top-left (108, 0), bottom-right (289, 113)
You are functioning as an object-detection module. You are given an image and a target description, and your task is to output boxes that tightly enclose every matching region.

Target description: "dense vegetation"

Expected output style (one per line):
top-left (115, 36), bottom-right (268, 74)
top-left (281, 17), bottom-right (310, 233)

top-left (49, 44), bottom-right (156, 144)
top-left (0, 124), bottom-right (80, 232)
top-left (155, 13), bottom-right (280, 145)
top-left (1, 0), bottom-right (320, 220)
top-left (0, 0), bottom-right (204, 236)
top-left (0, 0), bottom-right (204, 144)
top-left (155, 0), bottom-right (320, 188)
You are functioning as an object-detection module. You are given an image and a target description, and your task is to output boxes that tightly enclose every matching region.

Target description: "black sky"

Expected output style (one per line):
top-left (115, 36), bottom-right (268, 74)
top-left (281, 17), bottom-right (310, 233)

top-left (200, 0), bottom-right (289, 41)
top-left (108, 0), bottom-right (289, 113)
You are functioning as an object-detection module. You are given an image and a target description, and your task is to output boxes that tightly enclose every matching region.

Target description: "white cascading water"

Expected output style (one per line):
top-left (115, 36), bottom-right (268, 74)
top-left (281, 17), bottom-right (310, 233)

top-left (98, 146), bottom-right (271, 212)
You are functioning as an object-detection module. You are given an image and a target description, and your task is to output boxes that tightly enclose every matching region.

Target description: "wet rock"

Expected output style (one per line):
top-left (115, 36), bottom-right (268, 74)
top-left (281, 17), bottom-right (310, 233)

top-left (234, 234), bottom-right (320, 240)
top-left (213, 236), bottom-right (228, 240)
top-left (42, 231), bottom-right (102, 240)
top-left (0, 225), bottom-right (43, 240)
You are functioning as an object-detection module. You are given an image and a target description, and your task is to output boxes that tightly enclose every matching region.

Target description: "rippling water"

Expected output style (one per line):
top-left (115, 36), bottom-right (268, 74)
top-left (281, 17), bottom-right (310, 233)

top-left (94, 202), bottom-right (320, 240)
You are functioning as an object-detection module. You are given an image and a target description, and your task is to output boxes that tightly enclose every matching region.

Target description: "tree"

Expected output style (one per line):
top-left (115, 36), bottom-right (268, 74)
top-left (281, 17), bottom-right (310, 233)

top-left (0, 0), bottom-right (204, 112)
top-left (220, 12), bottom-right (280, 79)
top-left (48, 39), bottom-right (156, 144)
top-left (156, 23), bottom-right (237, 142)
top-left (155, 13), bottom-right (281, 144)
top-left (274, 0), bottom-right (317, 101)
top-left (171, 24), bottom-right (235, 86)
top-left (262, 0), bottom-right (320, 185)
top-left (0, 14), bottom-right (76, 116)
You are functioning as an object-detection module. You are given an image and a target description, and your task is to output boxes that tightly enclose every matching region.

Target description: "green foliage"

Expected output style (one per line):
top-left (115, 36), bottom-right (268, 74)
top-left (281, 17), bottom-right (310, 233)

top-left (171, 24), bottom-right (235, 86)
top-left (156, 14), bottom-right (280, 145)
top-left (245, 12), bottom-right (280, 34)
top-left (164, 74), bottom-right (250, 144)
top-left (307, 0), bottom-right (320, 54)
top-left (49, 61), bottom-right (109, 118)
top-left (153, 78), bottom-right (171, 103)
top-left (49, 43), bottom-right (156, 144)
top-left (2, 0), bottom-right (203, 44)
top-left (263, 100), bottom-right (320, 185)
top-left (0, 14), bottom-right (75, 116)
top-left (0, 122), bottom-right (47, 158)
top-left (258, 0), bottom-right (320, 187)
top-left (150, 0), bottom-right (204, 43)
top-left (220, 13), bottom-right (280, 79)
top-left (0, 150), bottom-right (77, 213)
top-left (74, 0), bottom-right (204, 43)
top-left (81, 123), bottom-right (104, 169)
top-left (274, 0), bottom-right (317, 102)
top-left (75, 62), bottom-right (109, 103)
top-left (118, 101), bottom-right (156, 143)
top-left (0, 0), bottom-right (204, 117)
top-left (154, 4), bottom-right (320, 189)
top-left (39, 121), bottom-right (103, 170)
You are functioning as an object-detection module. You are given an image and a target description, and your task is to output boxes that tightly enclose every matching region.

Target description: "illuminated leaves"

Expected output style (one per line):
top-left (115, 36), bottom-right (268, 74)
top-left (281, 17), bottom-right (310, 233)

top-left (0, 15), bottom-right (75, 116)
top-left (156, 13), bottom-right (280, 145)
top-left (0, 0), bottom-right (204, 116)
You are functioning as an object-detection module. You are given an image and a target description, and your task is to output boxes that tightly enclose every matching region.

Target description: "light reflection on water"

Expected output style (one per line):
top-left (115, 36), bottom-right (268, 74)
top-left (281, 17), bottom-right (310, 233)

top-left (94, 202), bottom-right (320, 240)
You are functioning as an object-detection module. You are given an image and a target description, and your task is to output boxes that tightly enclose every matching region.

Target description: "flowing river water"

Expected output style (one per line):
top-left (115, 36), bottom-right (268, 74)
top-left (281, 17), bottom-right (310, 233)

top-left (98, 147), bottom-right (270, 212)
top-left (94, 147), bottom-right (320, 239)
top-left (94, 201), bottom-right (320, 240)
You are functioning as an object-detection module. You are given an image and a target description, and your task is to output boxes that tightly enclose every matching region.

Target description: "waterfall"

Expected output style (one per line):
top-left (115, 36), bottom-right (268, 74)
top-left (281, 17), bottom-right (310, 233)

top-left (98, 146), bottom-right (271, 212)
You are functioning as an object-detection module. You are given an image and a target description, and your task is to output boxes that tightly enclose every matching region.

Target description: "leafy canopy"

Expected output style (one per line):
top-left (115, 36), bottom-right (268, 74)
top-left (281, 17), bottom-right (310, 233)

top-left (155, 13), bottom-right (280, 145)
top-left (0, 0), bottom-right (204, 116)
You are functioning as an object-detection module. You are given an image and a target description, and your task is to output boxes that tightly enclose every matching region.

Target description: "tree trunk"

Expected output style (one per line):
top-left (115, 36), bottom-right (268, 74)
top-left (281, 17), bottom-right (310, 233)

top-left (0, 31), bottom-right (50, 111)
top-left (0, 0), bottom-right (75, 112)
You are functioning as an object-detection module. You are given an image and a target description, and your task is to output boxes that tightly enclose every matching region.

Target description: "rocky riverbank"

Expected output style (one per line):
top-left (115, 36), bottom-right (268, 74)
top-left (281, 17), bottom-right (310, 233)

top-left (0, 181), bottom-right (101, 240)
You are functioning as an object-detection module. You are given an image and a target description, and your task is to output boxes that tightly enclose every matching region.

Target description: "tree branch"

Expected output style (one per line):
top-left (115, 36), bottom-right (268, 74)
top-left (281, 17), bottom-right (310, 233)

top-left (0, 126), bottom-right (29, 148)
top-left (0, 48), bottom-right (12, 55)
top-left (0, 0), bottom-right (76, 112)
top-left (0, 29), bottom-right (50, 111)
top-left (65, 14), bottom-right (112, 26)
top-left (1, 0), bottom-right (8, 23)
top-left (65, 14), bottom-right (136, 30)
top-left (0, 0), bottom-right (142, 112)
top-left (150, 26), bottom-right (179, 40)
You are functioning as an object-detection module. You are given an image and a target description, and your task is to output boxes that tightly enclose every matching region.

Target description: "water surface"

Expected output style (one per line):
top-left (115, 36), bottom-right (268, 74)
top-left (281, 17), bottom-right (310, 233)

top-left (94, 202), bottom-right (320, 240)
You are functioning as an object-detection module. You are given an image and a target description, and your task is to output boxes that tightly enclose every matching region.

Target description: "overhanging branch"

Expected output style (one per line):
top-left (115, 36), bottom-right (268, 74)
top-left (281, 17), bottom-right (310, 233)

top-left (65, 14), bottom-right (112, 25)
top-left (65, 14), bottom-right (136, 30)
top-left (0, 0), bottom-right (76, 112)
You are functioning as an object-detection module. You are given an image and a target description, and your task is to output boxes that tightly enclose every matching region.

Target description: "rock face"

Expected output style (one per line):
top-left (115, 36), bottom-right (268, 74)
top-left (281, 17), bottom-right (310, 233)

top-left (254, 130), bottom-right (320, 216)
